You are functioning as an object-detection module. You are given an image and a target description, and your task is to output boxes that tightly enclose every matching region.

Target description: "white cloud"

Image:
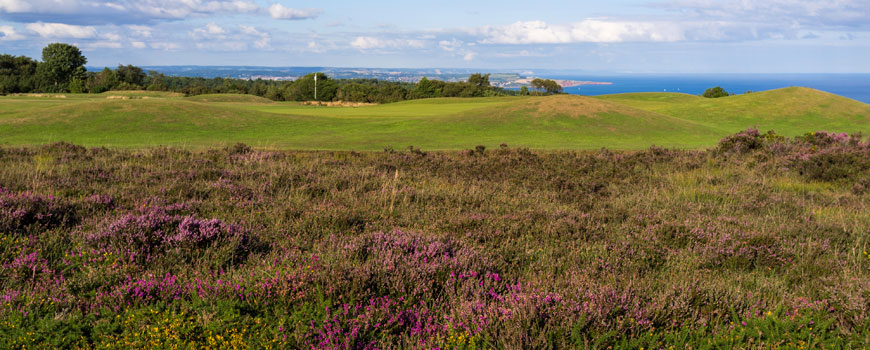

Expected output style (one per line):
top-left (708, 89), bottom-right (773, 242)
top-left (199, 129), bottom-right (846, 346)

top-left (654, 0), bottom-right (870, 29)
top-left (131, 41), bottom-right (146, 48)
top-left (191, 22), bottom-right (226, 39)
top-left (268, 4), bottom-right (320, 20)
top-left (203, 23), bottom-right (225, 35)
top-left (196, 41), bottom-right (248, 51)
top-left (306, 41), bottom-right (325, 53)
top-left (438, 39), bottom-right (463, 52)
top-left (350, 36), bottom-right (381, 49)
top-left (26, 22), bottom-right (97, 38)
top-left (86, 41), bottom-right (123, 49)
top-left (150, 42), bottom-right (180, 51)
top-left (350, 36), bottom-right (425, 49)
top-left (1, 0), bottom-right (262, 24)
top-left (101, 32), bottom-right (121, 41)
top-left (0, 25), bottom-right (23, 40)
top-left (463, 52), bottom-right (477, 61)
top-left (133, 0), bottom-right (259, 19)
top-left (239, 25), bottom-right (270, 49)
top-left (189, 24), bottom-right (273, 51)
top-left (478, 20), bottom-right (688, 44)
top-left (103, 2), bottom-right (126, 11)
top-left (474, 18), bottom-right (801, 44)
top-left (0, 0), bottom-right (32, 12)
top-left (126, 25), bottom-right (152, 37)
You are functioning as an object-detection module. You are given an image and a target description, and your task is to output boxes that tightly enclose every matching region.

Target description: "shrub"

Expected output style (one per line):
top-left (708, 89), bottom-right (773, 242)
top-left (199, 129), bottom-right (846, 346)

top-left (703, 86), bottom-right (730, 98)
top-left (86, 205), bottom-right (254, 265)
top-left (0, 189), bottom-right (78, 235)
top-left (717, 128), bottom-right (770, 154)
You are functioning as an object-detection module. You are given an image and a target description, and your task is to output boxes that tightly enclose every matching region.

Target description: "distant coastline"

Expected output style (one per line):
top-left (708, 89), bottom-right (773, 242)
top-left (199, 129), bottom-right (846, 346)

top-left (508, 78), bottom-right (613, 88)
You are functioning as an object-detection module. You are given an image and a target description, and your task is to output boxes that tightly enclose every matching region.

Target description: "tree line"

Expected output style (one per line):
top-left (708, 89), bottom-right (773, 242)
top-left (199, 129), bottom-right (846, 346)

top-left (2, 43), bottom-right (564, 103)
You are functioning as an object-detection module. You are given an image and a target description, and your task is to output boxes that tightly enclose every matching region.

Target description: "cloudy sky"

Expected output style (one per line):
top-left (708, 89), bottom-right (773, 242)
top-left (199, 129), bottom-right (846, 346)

top-left (0, 0), bottom-right (868, 72)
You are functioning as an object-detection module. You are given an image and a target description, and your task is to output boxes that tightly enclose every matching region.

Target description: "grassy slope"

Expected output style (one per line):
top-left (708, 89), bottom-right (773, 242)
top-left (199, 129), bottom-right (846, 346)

top-left (0, 94), bottom-right (719, 150)
top-left (0, 87), bottom-right (867, 150)
top-left (596, 87), bottom-right (870, 136)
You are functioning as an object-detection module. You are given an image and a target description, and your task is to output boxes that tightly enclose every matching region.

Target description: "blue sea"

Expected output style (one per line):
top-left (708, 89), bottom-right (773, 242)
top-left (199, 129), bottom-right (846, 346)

top-left (543, 74), bottom-right (870, 104)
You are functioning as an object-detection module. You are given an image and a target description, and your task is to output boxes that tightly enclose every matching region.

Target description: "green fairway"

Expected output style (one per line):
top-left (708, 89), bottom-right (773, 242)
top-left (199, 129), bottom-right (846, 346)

top-left (1, 87), bottom-right (868, 150)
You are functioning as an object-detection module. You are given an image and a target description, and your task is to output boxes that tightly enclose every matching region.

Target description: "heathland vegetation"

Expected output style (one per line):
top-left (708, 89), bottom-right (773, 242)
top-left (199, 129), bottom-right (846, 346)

top-left (1, 130), bottom-right (870, 348)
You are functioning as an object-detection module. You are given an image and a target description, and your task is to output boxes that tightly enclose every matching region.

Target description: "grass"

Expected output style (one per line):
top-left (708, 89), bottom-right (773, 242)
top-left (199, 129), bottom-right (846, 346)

top-left (1, 131), bottom-right (869, 348)
top-left (596, 87), bottom-right (870, 135)
top-left (1, 87), bottom-right (867, 150)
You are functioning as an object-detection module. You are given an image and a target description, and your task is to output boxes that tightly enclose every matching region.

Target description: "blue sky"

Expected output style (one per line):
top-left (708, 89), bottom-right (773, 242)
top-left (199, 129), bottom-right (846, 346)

top-left (0, 0), bottom-right (868, 72)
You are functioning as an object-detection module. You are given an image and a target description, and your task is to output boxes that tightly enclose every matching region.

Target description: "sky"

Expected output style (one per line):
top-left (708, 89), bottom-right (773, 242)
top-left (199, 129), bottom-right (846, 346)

top-left (0, 0), bottom-right (868, 73)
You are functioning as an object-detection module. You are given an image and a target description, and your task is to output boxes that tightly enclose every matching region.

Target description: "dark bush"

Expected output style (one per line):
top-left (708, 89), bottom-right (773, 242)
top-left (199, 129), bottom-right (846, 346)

top-left (717, 128), bottom-right (768, 154)
top-left (703, 86), bottom-right (730, 98)
top-left (0, 189), bottom-right (78, 235)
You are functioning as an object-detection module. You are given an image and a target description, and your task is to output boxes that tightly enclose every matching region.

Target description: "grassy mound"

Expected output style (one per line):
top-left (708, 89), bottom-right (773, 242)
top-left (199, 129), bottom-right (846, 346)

top-left (598, 87), bottom-right (870, 135)
top-left (185, 94), bottom-right (274, 103)
top-left (99, 90), bottom-right (185, 98)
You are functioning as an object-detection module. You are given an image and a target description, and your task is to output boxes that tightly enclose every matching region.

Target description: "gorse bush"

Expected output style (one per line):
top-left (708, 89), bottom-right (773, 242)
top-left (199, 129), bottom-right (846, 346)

top-left (1, 130), bottom-right (869, 348)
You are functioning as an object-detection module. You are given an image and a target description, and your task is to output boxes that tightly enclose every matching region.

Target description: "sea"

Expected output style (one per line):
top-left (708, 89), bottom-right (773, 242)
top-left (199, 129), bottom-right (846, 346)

top-left (542, 74), bottom-right (870, 104)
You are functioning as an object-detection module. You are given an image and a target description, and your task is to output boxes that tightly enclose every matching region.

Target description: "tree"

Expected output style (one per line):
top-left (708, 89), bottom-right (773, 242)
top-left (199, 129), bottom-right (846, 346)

top-left (85, 68), bottom-right (119, 93)
top-left (0, 54), bottom-right (39, 94)
top-left (412, 77), bottom-right (440, 98)
top-left (336, 83), bottom-right (377, 102)
top-left (530, 78), bottom-right (562, 95)
top-left (519, 86), bottom-right (530, 96)
top-left (542, 79), bottom-right (563, 94)
top-left (116, 64), bottom-right (146, 88)
top-left (703, 86), bottom-right (730, 98)
top-left (467, 73), bottom-right (490, 88)
top-left (283, 73), bottom-right (337, 101)
top-left (145, 71), bottom-right (168, 91)
top-left (264, 85), bottom-right (283, 101)
top-left (36, 43), bottom-right (87, 92)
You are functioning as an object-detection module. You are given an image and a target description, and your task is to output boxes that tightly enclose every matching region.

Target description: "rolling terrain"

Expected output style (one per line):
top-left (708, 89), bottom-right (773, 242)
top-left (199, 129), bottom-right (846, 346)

top-left (0, 87), bottom-right (868, 150)
top-left (596, 87), bottom-right (870, 136)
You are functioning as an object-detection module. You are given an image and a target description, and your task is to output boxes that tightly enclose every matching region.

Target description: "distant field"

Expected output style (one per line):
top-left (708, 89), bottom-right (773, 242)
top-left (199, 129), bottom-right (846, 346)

top-left (1, 87), bottom-right (868, 150)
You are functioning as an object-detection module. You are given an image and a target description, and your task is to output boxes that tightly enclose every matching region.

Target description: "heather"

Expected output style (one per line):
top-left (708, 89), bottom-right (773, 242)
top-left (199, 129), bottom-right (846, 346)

top-left (1, 130), bottom-right (869, 348)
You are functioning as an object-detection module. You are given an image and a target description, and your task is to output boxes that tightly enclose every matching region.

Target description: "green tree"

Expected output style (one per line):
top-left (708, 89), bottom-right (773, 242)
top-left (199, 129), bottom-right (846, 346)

top-left (467, 73), bottom-right (490, 88)
top-left (412, 77), bottom-right (440, 98)
top-left (542, 79), bottom-right (563, 94)
top-left (336, 83), bottom-right (377, 102)
top-left (145, 71), bottom-right (168, 91)
top-left (264, 85), bottom-right (283, 101)
top-left (0, 54), bottom-right (39, 94)
top-left (36, 43), bottom-right (87, 92)
top-left (530, 78), bottom-right (562, 95)
top-left (519, 86), bottom-right (530, 96)
top-left (85, 68), bottom-right (119, 93)
top-left (703, 86), bottom-right (730, 98)
top-left (116, 64), bottom-right (146, 88)
top-left (283, 73), bottom-right (337, 101)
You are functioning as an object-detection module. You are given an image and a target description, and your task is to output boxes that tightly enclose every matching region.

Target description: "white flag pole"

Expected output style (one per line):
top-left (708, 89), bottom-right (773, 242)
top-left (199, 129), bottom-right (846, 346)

top-left (314, 74), bottom-right (318, 101)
